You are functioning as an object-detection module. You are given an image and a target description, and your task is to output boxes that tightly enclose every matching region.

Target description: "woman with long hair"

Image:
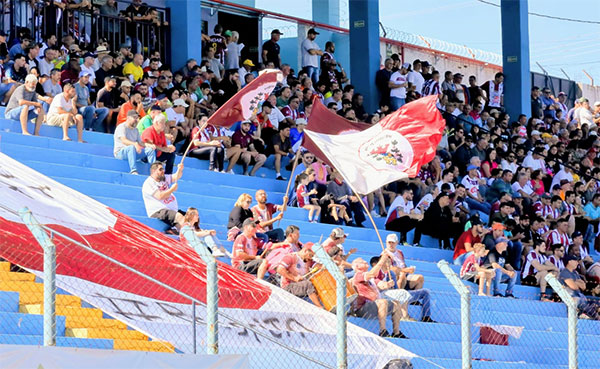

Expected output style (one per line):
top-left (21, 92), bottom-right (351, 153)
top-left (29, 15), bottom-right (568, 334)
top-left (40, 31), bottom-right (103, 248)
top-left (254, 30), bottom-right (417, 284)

top-left (180, 207), bottom-right (228, 257)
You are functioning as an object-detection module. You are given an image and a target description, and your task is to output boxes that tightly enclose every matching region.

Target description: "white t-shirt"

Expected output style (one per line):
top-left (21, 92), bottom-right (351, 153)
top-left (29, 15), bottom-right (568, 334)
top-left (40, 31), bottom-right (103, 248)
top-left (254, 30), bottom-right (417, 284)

top-left (407, 70), bottom-right (424, 95)
top-left (48, 93), bottom-right (74, 116)
top-left (268, 107), bottom-right (286, 130)
top-left (389, 71), bottom-right (407, 99)
top-left (512, 181), bottom-right (534, 196)
top-left (522, 154), bottom-right (545, 171)
top-left (142, 176), bottom-right (178, 217)
top-left (461, 175), bottom-right (480, 197)
top-left (301, 38), bottom-right (320, 68)
top-left (385, 196), bottom-right (414, 223)
top-left (165, 107), bottom-right (185, 126)
top-left (43, 80), bottom-right (62, 97)
top-left (80, 64), bottom-right (96, 85)
top-left (551, 169), bottom-right (573, 190)
top-left (436, 180), bottom-right (455, 193)
top-left (38, 58), bottom-right (54, 77)
top-left (414, 193), bottom-right (434, 215)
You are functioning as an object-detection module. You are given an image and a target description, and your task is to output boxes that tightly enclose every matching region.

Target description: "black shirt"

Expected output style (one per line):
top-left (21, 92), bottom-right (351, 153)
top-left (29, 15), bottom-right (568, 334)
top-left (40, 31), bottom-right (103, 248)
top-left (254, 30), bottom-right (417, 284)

top-left (125, 4), bottom-right (148, 35)
top-left (483, 247), bottom-right (509, 269)
top-left (262, 40), bottom-right (280, 68)
top-left (95, 68), bottom-right (111, 90)
top-left (8, 64), bottom-right (28, 83)
top-left (531, 96), bottom-right (543, 119)
top-left (227, 206), bottom-right (253, 230)
top-left (0, 42), bottom-right (8, 60)
top-left (98, 88), bottom-right (120, 109)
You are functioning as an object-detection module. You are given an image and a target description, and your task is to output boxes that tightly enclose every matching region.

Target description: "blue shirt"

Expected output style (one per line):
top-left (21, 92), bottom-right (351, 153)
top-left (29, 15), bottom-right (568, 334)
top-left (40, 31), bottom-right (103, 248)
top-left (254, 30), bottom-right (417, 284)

top-left (8, 43), bottom-right (23, 60)
top-left (584, 203), bottom-right (600, 220)
top-left (289, 128), bottom-right (304, 148)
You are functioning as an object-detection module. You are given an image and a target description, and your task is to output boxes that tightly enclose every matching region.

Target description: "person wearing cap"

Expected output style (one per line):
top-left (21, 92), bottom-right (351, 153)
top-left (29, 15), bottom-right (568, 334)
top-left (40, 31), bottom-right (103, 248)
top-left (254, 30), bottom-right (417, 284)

top-left (92, 45), bottom-right (111, 70)
top-left (350, 253), bottom-right (408, 338)
top-left (80, 52), bottom-right (97, 87)
top-left (388, 62), bottom-right (410, 111)
top-left (276, 244), bottom-right (323, 308)
top-left (453, 217), bottom-right (488, 265)
top-left (231, 218), bottom-right (267, 275)
top-left (5, 74), bottom-right (51, 136)
top-left (114, 109), bottom-right (156, 174)
top-left (301, 28), bottom-right (323, 84)
top-left (452, 73), bottom-right (469, 104)
top-left (289, 117), bottom-right (307, 151)
top-left (165, 97), bottom-right (191, 140)
top-left (559, 255), bottom-right (600, 319)
top-left (567, 231), bottom-right (594, 266)
top-left (482, 238), bottom-right (517, 298)
top-left (123, 53), bottom-right (144, 83)
top-left (45, 82), bottom-right (84, 142)
top-left (226, 120), bottom-right (267, 176)
top-left (75, 71), bottom-right (109, 132)
top-left (137, 104), bottom-right (162, 135)
top-left (238, 59), bottom-right (255, 87)
top-left (384, 233), bottom-right (424, 290)
top-left (262, 29), bottom-right (282, 68)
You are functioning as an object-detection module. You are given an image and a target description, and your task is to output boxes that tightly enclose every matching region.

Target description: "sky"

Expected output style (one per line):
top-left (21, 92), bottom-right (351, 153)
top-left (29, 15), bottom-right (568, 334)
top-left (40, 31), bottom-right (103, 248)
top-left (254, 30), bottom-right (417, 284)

top-left (255, 0), bottom-right (600, 84)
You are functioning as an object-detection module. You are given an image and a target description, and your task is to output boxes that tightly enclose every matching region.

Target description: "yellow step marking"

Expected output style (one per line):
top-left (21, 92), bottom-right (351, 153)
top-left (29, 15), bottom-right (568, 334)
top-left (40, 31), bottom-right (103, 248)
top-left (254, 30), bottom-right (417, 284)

top-left (66, 328), bottom-right (148, 341)
top-left (113, 339), bottom-right (174, 353)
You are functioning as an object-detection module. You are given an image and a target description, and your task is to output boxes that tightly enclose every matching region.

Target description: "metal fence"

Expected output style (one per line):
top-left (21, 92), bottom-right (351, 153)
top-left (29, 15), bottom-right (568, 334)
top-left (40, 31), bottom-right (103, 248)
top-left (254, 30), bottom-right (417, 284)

top-left (437, 259), bottom-right (599, 369)
top-left (0, 0), bottom-right (170, 59)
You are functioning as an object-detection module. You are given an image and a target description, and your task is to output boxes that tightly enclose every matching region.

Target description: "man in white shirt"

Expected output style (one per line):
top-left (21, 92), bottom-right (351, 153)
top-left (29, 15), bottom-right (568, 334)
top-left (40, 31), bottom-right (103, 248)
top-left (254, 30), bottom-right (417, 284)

top-left (114, 110), bottom-right (156, 174)
top-left (388, 63), bottom-right (409, 111)
top-left (522, 148), bottom-right (546, 171)
top-left (42, 69), bottom-right (62, 98)
top-left (301, 28), bottom-right (323, 84)
top-left (238, 59), bottom-right (254, 87)
top-left (574, 98), bottom-right (594, 128)
top-left (550, 166), bottom-right (574, 190)
top-left (165, 98), bottom-right (191, 139)
top-left (407, 59), bottom-right (425, 98)
top-left (46, 83), bottom-right (84, 142)
top-left (142, 161), bottom-right (184, 232)
top-left (385, 187), bottom-right (422, 244)
top-left (80, 52), bottom-right (97, 87)
top-left (38, 47), bottom-right (56, 77)
top-left (266, 94), bottom-right (288, 129)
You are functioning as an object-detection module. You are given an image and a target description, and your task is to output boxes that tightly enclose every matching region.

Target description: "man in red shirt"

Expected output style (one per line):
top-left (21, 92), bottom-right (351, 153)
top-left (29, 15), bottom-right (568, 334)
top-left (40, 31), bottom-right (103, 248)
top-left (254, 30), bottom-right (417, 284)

top-left (232, 218), bottom-right (266, 275)
top-left (350, 253), bottom-right (407, 338)
top-left (251, 189), bottom-right (286, 242)
top-left (276, 244), bottom-right (323, 308)
top-left (453, 217), bottom-right (488, 265)
top-left (225, 121), bottom-right (267, 176)
top-left (141, 114), bottom-right (176, 175)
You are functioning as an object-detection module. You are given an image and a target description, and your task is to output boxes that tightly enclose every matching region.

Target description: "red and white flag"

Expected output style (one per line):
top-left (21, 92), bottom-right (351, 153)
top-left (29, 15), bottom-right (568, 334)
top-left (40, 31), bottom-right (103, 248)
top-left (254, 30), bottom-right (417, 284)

top-left (304, 95), bottom-right (445, 194)
top-left (208, 70), bottom-right (282, 127)
top-left (0, 152), bottom-right (413, 368)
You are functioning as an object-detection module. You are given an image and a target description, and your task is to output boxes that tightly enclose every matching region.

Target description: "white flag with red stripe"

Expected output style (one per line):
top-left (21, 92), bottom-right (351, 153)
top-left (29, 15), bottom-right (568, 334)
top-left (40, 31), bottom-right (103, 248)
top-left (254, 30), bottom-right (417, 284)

top-left (304, 96), bottom-right (445, 194)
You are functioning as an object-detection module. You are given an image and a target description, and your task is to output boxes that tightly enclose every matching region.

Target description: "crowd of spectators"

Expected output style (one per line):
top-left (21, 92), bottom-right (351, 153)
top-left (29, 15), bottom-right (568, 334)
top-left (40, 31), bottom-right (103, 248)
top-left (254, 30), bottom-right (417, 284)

top-left (3, 8), bottom-right (600, 325)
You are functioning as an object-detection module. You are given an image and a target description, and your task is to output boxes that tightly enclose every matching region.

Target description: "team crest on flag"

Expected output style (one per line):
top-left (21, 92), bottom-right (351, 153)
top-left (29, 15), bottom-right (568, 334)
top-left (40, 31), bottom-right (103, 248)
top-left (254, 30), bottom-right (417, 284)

top-left (359, 130), bottom-right (414, 171)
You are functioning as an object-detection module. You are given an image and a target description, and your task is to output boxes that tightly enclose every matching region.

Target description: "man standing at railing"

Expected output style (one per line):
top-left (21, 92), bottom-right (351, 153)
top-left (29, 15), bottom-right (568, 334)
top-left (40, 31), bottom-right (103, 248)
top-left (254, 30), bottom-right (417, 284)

top-left (301, 28), bottom-right (323, 84)
top-left (262, 29), bottom-right (282, 69)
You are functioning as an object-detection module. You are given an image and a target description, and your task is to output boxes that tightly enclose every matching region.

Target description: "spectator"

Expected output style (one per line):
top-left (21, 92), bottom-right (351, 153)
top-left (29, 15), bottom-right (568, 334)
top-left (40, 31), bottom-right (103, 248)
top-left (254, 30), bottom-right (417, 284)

top-left (5, 74), bottom-right (49, 136)
top-left (420, 192), bottom-right (460, 249)
top-left (75, 71), bottom-right (109, 132)
top-left (268, 124), bottom-right (293, 180)
top-left (384, 234), bottom-right (425, 290)
top-left (301, 28), bottom-right (323, 84)
top-left (251, 189), bottom-right (287, 242)
top-left (209, 24), bottom-right (227, 64)
top-left (46, 83), bottom-right (84, 142)
top-left (530, 86), bottom-right (543, 119)
top-left (8, 36), bottom-right (30, 59)
top-left (80, 52), bottom-right (97, 87)
top-left (179, 207), bottom-right (225, 257)
top-left (462, 164), bottom-right (492, 220)
top-left (385, 187), bottom-right (422, 244)
top-left (481, 72), bottom-right (504, 111)
top-left (116, 90), bottom-right (145, 126)
top-left (326, 169), bottom-right (366, 227)
top-left (262, 29), bottom-right (282, 68)
top-left (6, 53), bottom-right (28, 84)
top-left (574, 97), bottom-right (594, 127)
top-left (276, 244), bottom-right (323, 308)
top-left (295, 172), bottom-right (321, 223)
top-left (137, 105), bottom-right (163, 134)
top-left (238, 59), bottom-right (254, 87)
top-left (375, 58), bottom-right (393, 108)
top-left (188, 115), bottom-right (226, 172)
top-left (388, 63), bottom-right (409, 111)
top-left (0, 66), bottom-right (17, 104)
top-left (96, 76), bottom-right (122, 130)
top-left (114, 110), bottom-right (156, 175)
top-left (453, 217), bottom-right (486, 265)
top-left (142, 162), bottom-right (184, 232)
top-left (559, 255), bottom-right (600, 319)
top-left (421, 70), bottom-right (442, 96)
top-left (460, 243), bottom-right (494, 296)
top-left (483, 238), bottom-right (518, 297)
top-left (42, 69), bottom-right (62, 98)
top-left (123, 53), bottom-right (144, 83)
top-left (205, 47), bottom-right (224, 83)
top-left (231, 218), bottom-right (267, 275)
top-left (228, 193), bottom-right (254, 236)
top-left (95, 55), bottom-right (114, 90)
top-left (141, 114), bottom-right (176, 175)
top-left (38, 47), bottom-right (57, 77)
top-left (224, 31), bottom-right (241, 70)
top-left (350, 254), bottom-right (407, 338)
top-left (226, 120), bottom-right (267, 176)
top-left (522, 241), bottom-right (559, 301)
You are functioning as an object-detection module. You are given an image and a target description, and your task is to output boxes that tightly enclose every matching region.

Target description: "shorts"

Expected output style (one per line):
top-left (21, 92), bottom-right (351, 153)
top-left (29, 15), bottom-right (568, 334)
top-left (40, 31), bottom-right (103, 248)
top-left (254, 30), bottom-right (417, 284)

top-left (284, 280), bottom-right (316, 298)
top-left (461, 272), bottom-right (478, 283)
top-left (46, 113), bottom-right (75, 127)
top-left (151, 209), bottom-right (184, 227)
top-left (237, 258), bottom-right (263, 275)
top-left (352, 299), bottom-right (393, 319)
top-left (6, 105), bottom-right (38, 122)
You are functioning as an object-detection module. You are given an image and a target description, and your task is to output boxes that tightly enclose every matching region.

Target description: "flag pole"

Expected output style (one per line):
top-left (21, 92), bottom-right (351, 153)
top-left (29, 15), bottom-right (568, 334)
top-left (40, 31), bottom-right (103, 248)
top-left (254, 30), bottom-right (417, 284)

top-left (277, 149), bottom-right (301, 228)
top-left (180, 121), bottom-right (209, 166)
top-left (351, 189), bottom-right (386, 253)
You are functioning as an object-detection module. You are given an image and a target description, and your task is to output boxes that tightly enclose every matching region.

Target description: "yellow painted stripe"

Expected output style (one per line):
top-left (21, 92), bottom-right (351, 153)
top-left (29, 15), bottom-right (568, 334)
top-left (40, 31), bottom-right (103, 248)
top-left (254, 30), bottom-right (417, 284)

top-left (20, 304), bottom-right (104, 319)
top-left (0, 281), bottom-right (43, 293)
top-left (113, 339), bottom-right (175, 353)
top-left (66, 328), bottom-right (148, 341)
top-left (18, 292), bottom-right (81, 306)
top-left (0, 262), bottom-right (10, 272)
top-left (0, 271), bottom-right (34, 282)
top-left (65, 316), bottom-right (127, 330)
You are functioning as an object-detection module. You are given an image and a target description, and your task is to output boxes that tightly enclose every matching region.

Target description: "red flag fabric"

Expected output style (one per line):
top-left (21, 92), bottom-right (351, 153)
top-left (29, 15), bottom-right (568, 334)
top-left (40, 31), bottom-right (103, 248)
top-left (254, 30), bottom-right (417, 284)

top-left (208, 70), bottom-right (282, 127)
top-left (303, 95), bottom-right (445, 194)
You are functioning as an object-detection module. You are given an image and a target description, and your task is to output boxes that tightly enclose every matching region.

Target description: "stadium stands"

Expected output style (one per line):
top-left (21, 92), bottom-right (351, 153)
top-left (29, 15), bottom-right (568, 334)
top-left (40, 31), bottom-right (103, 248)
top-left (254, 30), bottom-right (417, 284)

top-left (1, 112), bottom-right (600, 368)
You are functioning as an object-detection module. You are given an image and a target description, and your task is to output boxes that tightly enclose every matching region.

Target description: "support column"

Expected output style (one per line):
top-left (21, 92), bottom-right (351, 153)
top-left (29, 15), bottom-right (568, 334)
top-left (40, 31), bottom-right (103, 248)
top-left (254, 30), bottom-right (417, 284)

top-left (349, 0), bottom-right (380, 113)
top-left (501, 0), bottom-right (531, 118)
top-left (167, 0), bottom-right (203, 71)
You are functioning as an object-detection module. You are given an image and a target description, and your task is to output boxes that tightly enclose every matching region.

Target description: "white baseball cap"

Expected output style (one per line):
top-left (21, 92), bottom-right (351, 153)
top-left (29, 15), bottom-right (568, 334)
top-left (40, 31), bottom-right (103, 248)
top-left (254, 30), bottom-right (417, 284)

top-left (386, 233), bottom-right (399, 243)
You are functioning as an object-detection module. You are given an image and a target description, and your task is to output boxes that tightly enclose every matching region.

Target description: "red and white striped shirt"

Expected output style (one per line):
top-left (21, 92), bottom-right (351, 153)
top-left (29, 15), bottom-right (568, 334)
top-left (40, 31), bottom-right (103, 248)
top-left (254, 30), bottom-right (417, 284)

top-left (548, 230), bottom-right (571, 248)
top-left (563, 202), bottom-right (575, 216)
top-left (522, 250), bottom-right (547, 279)
top-left (548, 255), bottom-right (564, 270)
top-left (542, 205), bottom-right (559, 219)
top-left (296, 184), bottom-right (310, 207)
top-left (460, 253), bottom-right (483, 278)
top-left (280, 105), bottom-right (305, 121)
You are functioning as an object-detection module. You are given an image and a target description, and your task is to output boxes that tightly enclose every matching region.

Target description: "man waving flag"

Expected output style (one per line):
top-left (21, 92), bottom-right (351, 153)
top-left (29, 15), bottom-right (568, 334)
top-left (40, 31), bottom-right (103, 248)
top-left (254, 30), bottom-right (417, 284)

top-left (304, 95), bottom-right (445, 194)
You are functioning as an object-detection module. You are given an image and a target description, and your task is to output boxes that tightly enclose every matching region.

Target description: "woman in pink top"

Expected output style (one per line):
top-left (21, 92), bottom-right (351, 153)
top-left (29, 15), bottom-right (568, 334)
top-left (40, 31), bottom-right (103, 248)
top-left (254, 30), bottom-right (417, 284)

top-left (530, 169), bottom-right (545, 195)
top-left (481, 148), bottom-right (499, 178)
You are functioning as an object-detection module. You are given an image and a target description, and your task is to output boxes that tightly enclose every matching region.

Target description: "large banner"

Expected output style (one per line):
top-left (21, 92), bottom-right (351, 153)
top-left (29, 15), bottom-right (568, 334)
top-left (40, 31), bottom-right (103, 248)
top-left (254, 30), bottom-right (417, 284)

top-left (0, 153), bottom-right (414, 369)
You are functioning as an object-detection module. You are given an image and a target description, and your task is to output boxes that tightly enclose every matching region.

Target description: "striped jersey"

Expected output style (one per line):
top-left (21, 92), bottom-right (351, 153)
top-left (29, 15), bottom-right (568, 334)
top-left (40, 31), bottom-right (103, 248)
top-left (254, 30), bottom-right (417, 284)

top-left (422, 79), bottom-right (441, 96)
top-left (547, 255), bottom-right (564, 270)
top-left (522, 250), bottom-right (547, 278)
top-left (548, 230), bottom-right (571, 248)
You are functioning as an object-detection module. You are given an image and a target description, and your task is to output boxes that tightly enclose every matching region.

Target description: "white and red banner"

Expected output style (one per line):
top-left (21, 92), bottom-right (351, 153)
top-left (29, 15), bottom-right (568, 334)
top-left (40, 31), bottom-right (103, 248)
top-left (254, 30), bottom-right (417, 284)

top-left (208, 70), bottom-right (282, 127)
top-left (0, 153), bottom-right (413, 368)
top-left (304, 96), bottom-right (445, 194)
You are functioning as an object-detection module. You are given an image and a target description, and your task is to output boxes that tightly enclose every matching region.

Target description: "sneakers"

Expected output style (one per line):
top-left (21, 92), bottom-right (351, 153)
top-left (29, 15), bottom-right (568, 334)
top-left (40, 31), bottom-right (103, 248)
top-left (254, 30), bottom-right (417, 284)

top-left (212, 249), bottom-right (226, 257)
top-left (379, 329), bottom-right (390, 338)
top-left (391, 331), bottom-right (408, 339)
top-left (505, 293), bottom-right (517, 299)
top-left (130, 170), bottom-right (139, 175)
top-left (370, 210), bottom-right (381, 218)
top-left (276, 175), bottom-right (287, 181)
top-left (226, 169), bottom-right (235, 174)
top-left (400, 316), bottom-right (416, 322)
